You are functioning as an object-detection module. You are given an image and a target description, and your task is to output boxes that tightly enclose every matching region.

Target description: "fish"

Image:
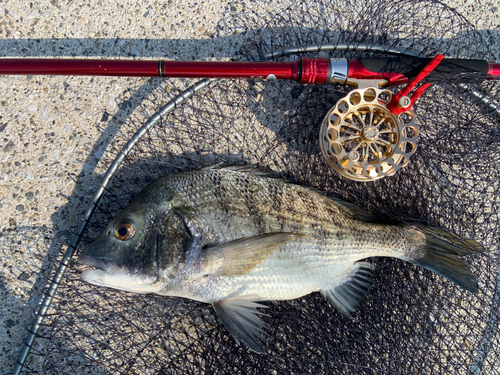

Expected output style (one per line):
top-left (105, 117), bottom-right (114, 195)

top-left (78, 165), bottom-right (482, 353)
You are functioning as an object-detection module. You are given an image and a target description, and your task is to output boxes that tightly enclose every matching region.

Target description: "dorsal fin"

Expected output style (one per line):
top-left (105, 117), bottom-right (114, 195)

top-left (202, 164), bottom-right (378, 223)
top-left (202, 163), bottom-right (283, 179)
top-left (326, 197), bottom-right (377, 222)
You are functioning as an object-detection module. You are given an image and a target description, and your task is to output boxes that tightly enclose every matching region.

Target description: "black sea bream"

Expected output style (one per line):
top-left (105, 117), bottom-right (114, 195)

top-left (79, 166), bottom-right (480, 353)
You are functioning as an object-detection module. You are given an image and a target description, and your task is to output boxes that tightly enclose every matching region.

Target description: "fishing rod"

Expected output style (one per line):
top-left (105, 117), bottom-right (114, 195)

top-left (1, 56), bottom-right (499, 181)
top-left (0, 56), bottom-right (498, 84)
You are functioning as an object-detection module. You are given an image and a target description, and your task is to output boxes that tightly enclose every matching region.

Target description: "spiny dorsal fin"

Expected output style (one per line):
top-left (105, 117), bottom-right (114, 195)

top-left (202, 163), bottom-right (284, 179)
top-left (213, 294), bottom-right (268, 354)
top-left (203, 232), bottom-right (306, 277)
top-left (204, 164), bottom-right (377, 222)
top-left (321, 262), bottom-right (375, 318)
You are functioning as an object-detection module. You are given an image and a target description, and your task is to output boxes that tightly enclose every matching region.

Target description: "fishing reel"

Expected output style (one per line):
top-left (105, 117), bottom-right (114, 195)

top-left (319, 86), bottom-right (418, 181)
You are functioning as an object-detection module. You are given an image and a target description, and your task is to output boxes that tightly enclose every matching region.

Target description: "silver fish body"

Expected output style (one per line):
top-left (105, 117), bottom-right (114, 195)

top-left (79, 165), bottom-right (480, 353)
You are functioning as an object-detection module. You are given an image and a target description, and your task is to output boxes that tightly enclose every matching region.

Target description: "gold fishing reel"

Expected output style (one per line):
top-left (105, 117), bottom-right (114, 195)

top-left (320, 87), bottom-right (418, 182)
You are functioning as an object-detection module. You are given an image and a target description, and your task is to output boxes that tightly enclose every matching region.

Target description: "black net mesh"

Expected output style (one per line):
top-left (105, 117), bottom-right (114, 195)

top-left (18, 0), bottom-right (500, 373)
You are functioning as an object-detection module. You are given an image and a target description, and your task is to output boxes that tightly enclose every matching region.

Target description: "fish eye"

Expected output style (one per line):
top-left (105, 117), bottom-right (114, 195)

top-left (115, 221), bottom-right (135, 241)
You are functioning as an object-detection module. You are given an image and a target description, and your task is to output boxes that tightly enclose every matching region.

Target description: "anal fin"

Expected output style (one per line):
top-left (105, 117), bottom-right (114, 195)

top-left (321, 262), bottom-right (375, 318)
top-left (212, 294), bottom-right (268, 354)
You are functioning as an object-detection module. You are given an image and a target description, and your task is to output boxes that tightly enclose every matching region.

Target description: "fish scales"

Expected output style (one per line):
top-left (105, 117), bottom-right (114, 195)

top-left (159, 169), bottom-right (392, 244)
top-left (79, 165), bottom-right (482, 353)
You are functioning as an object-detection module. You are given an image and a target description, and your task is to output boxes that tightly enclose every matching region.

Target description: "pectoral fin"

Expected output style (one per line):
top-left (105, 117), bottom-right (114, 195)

top-left (213, 294), bottom-right (268, 354)
top-left (204, 232), bottom-right (305, 277)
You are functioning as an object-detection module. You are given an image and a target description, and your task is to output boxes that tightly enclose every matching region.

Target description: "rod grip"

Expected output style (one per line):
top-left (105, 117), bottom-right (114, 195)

top-left (357, 58), bottom-right (489, 83)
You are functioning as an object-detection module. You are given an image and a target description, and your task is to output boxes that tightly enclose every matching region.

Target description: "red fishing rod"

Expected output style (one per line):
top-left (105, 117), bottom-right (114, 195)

top-left (0, 57), bottom-right (499, 85)
top-left (1, 56), bottom-right (498, 181)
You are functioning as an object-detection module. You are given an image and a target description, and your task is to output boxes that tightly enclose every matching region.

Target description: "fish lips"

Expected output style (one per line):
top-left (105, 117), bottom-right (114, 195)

top-left (78, 253), bottom-right (163, 293)
top-left (78, 254), bottom-right (116, 273)
top-left (77, 235), bottom-right (163, 293)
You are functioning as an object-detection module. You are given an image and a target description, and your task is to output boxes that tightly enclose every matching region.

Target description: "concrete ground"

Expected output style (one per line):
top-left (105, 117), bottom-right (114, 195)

top-left (0, 0), bottom-right (498, 373)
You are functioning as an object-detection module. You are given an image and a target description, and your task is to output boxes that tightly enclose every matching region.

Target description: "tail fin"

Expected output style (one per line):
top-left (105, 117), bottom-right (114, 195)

top-left (411, 228), bottom-right (484, 294)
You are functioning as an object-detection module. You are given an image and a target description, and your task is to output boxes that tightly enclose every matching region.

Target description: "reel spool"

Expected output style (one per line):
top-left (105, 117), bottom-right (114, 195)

top-left (320, 87), bottom-right (418, 181)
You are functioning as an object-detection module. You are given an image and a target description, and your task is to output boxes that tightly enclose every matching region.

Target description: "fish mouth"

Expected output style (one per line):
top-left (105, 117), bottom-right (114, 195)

top-left (77, 253), bottom-right (123, 287)
top-left (77, 253), bottom-right (163, 293)
top-left (78, 254), bottom-right (117, 272)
